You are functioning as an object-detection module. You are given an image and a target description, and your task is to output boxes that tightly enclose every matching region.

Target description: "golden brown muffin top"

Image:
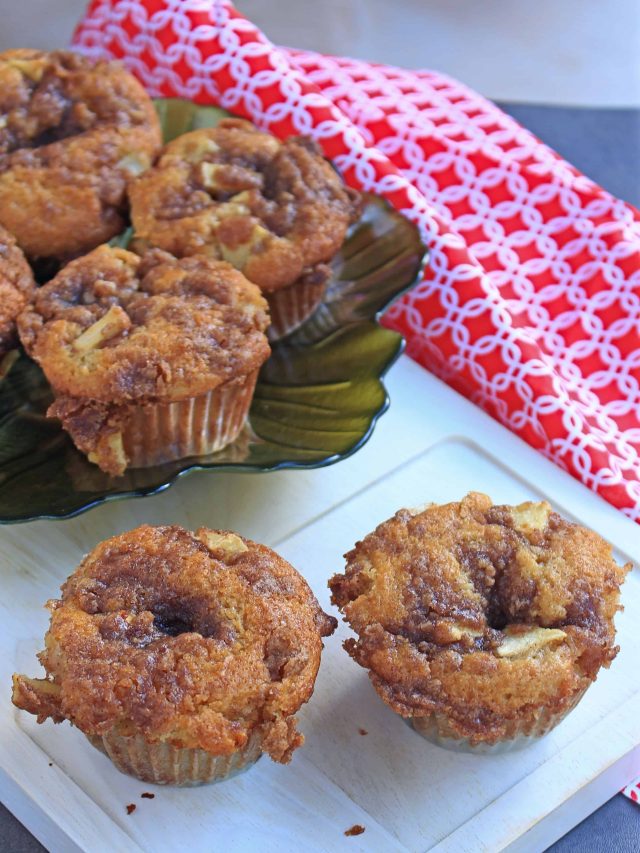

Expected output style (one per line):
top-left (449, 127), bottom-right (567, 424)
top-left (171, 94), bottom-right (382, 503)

top-left (0, 224), bottom-right (35, 357)
top-left (13, 525), bottom-right (337, 762)
top-left (18, 245), bottom-right (270, 403)
top-left (329, 493), bottom-right (630, 743)
top-left (0, 49), bottom-right (156, 156)
top-left (129, 118), bottom-right (361, 292)
top-left (0, 49), bottom-right (161, 260)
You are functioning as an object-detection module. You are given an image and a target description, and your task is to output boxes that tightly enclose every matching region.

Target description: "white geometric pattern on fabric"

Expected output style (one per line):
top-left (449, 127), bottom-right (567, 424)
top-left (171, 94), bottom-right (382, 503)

top-left (73, 0), bottom-right (640, 521)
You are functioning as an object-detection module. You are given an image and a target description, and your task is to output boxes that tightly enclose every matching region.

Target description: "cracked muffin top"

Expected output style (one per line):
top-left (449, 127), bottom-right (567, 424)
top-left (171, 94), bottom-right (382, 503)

top-left (128, 118), bottom-right (361, 292)
top-left (0, 224), bottom-right (35, 358)
top-left (12, 524), bottom-right (337, 762)
top-left (329, 492), bottom-right (629, 743)
top-left (18, 244), bottom-right (270, 403)
top-left (0, 49), bottom-right (161, 259)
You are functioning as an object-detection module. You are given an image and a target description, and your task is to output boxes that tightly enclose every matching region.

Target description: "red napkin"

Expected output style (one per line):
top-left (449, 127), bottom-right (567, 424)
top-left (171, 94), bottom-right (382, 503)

top-left (73, 0), bottom-right (640, 524)
top-left (623, 777), bottom-right (640, 803)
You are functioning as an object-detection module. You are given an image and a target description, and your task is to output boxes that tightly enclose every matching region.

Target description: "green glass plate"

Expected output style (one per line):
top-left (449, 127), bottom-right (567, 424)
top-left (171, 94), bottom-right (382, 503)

top-left (0, 99), bottom-right (427, 523)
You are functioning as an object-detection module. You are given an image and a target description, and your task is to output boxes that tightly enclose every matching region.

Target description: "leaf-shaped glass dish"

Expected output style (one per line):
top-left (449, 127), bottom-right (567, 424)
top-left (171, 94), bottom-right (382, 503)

top-left (0, 99), bottom-right (426, 523)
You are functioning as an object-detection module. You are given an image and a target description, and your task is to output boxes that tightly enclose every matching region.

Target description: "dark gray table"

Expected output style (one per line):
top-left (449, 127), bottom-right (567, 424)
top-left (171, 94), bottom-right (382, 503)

top-left (3, 103), bottom-right (639, 852)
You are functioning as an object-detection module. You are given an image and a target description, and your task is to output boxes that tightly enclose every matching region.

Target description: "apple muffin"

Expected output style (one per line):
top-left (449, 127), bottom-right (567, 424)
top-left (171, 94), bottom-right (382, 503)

top-left (13, 524), bottom-right (337, 785)
top-left (128, 118), bottom-right (361, 338)
top-left (0, 223), bottom-right (35, 371)
top-left (329, 493), bottom-right (630, 752)
top-left (0, 49), bottom-right (161, 261)
top-left (17, 245), bottom-right (270, 476)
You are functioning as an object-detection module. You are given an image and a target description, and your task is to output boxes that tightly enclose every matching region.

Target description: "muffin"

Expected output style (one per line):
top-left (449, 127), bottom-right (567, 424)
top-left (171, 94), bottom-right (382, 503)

top-left (329, 493), bottom-right (630, 753)
top-left (17, 245), bottom-right (270, 476)
top-left (128, 118), bottom-right (361, 338)
top-left (13, 524), bottom-right (337, 785)
top-left (0, 223), bottom-right (35, 372)
top-left (0, 49), bottom-right (161, 261)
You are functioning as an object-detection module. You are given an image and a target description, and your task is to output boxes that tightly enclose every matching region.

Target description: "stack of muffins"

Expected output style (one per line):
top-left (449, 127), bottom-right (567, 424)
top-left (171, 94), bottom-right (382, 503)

top-left (5, 48), bottom-right (631, 790)
top-left (0, 48), bottom-right (360, 477)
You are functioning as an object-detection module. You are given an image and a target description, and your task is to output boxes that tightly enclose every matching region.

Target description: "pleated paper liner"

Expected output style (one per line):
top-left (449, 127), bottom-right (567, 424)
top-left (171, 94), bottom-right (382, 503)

top-left (406, 685), bottom-right (589, 755)
top-left (122, 370), bottom-right (259, 469)
top-left (266, 276), bottom-right (327, 341)
top-left (87, 729), bottom-right (263, 786)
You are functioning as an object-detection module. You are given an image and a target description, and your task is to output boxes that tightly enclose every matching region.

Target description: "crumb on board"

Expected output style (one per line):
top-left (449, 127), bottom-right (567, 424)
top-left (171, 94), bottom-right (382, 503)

top-left (344, 825), bottom-right (365, 837)
top-left (141, 792), bottom-right (155, 799)
top-left (126, 804), bottom-right (136, 815)
top-left (357, 728), bottom-right (368, 736)
top-left (48, 762), bottom-right (53, 767)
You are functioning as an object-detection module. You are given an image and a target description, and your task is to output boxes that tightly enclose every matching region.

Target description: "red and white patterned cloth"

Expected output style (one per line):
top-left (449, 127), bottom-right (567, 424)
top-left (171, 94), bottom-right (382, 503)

top-left (623, 777), bottom-right (640, 803)
top-left (73, 1), bottom-right (640, 527)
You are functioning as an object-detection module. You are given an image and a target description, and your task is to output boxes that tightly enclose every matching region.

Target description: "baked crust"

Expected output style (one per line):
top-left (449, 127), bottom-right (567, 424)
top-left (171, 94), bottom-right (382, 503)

top-left (0, 224), bottom-right (35, 357)
top-left (13, 525), bottom-right (337, 762)
top-left (329, 492), bottom-right (630, 743)
top-left (128, 119), bottom-right (361, 292)
top-left (0, 49), bottom-right (161, 260)
top-left (18, 245), bottom-right (270, 474)
top-left (18, 245), bottom-right (270, 402)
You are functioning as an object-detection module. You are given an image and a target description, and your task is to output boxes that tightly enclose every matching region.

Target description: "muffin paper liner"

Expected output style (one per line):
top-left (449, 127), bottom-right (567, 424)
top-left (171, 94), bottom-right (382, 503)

top-left (266, 278), bottom-right (326, 341)
top-left (406, 686), bottom-right (589, 755)
top-left (87, 730), bottom-right (263, 786)
top-left (121, 369), bottom-right (259, 469)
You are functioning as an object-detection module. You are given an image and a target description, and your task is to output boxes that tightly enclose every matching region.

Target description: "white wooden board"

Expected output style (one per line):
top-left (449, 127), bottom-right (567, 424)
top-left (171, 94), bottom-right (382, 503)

top-left (1, 355), bottom-right (639, 852)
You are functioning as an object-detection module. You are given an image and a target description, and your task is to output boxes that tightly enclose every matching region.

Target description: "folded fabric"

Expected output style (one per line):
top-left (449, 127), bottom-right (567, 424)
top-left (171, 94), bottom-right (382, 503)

top-left (73, 0), bottom-right (640, 523)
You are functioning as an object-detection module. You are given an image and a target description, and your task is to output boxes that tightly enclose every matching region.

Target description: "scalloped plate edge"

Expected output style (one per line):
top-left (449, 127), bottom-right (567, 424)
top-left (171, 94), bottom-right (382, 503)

top-left (3, 329), bottom-right (406, 523)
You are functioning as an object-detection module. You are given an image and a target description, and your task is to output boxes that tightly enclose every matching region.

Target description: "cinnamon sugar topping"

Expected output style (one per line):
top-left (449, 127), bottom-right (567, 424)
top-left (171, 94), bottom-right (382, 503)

top-left (0, 49), bottom-right (161, 260)
top-left (129, 119), bottom-right (361, 292)
top-left (13, 525), bottom-right (336, 763)
top-left (329, 492), bottom-right (629, 744)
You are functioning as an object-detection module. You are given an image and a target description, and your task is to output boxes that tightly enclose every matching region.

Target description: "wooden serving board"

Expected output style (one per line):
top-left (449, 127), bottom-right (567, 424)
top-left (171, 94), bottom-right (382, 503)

top-left (1, 355), bottom-right (638, 852)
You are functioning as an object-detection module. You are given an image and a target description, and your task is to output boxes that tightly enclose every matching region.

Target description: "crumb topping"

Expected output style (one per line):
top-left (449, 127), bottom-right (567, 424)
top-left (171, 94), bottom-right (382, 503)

top-left (0, 49), bottom-right (161, 259)
top-left (12, 525), bottom-right (337, 762)
top-left (0, 49), bottom-right (152, 154)
top-left (329, 492), bottom-right (629, 742)
top-left (18, 244), bottom-right (270, 403)
top-left (129, 119), bottom-right (361, 292)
